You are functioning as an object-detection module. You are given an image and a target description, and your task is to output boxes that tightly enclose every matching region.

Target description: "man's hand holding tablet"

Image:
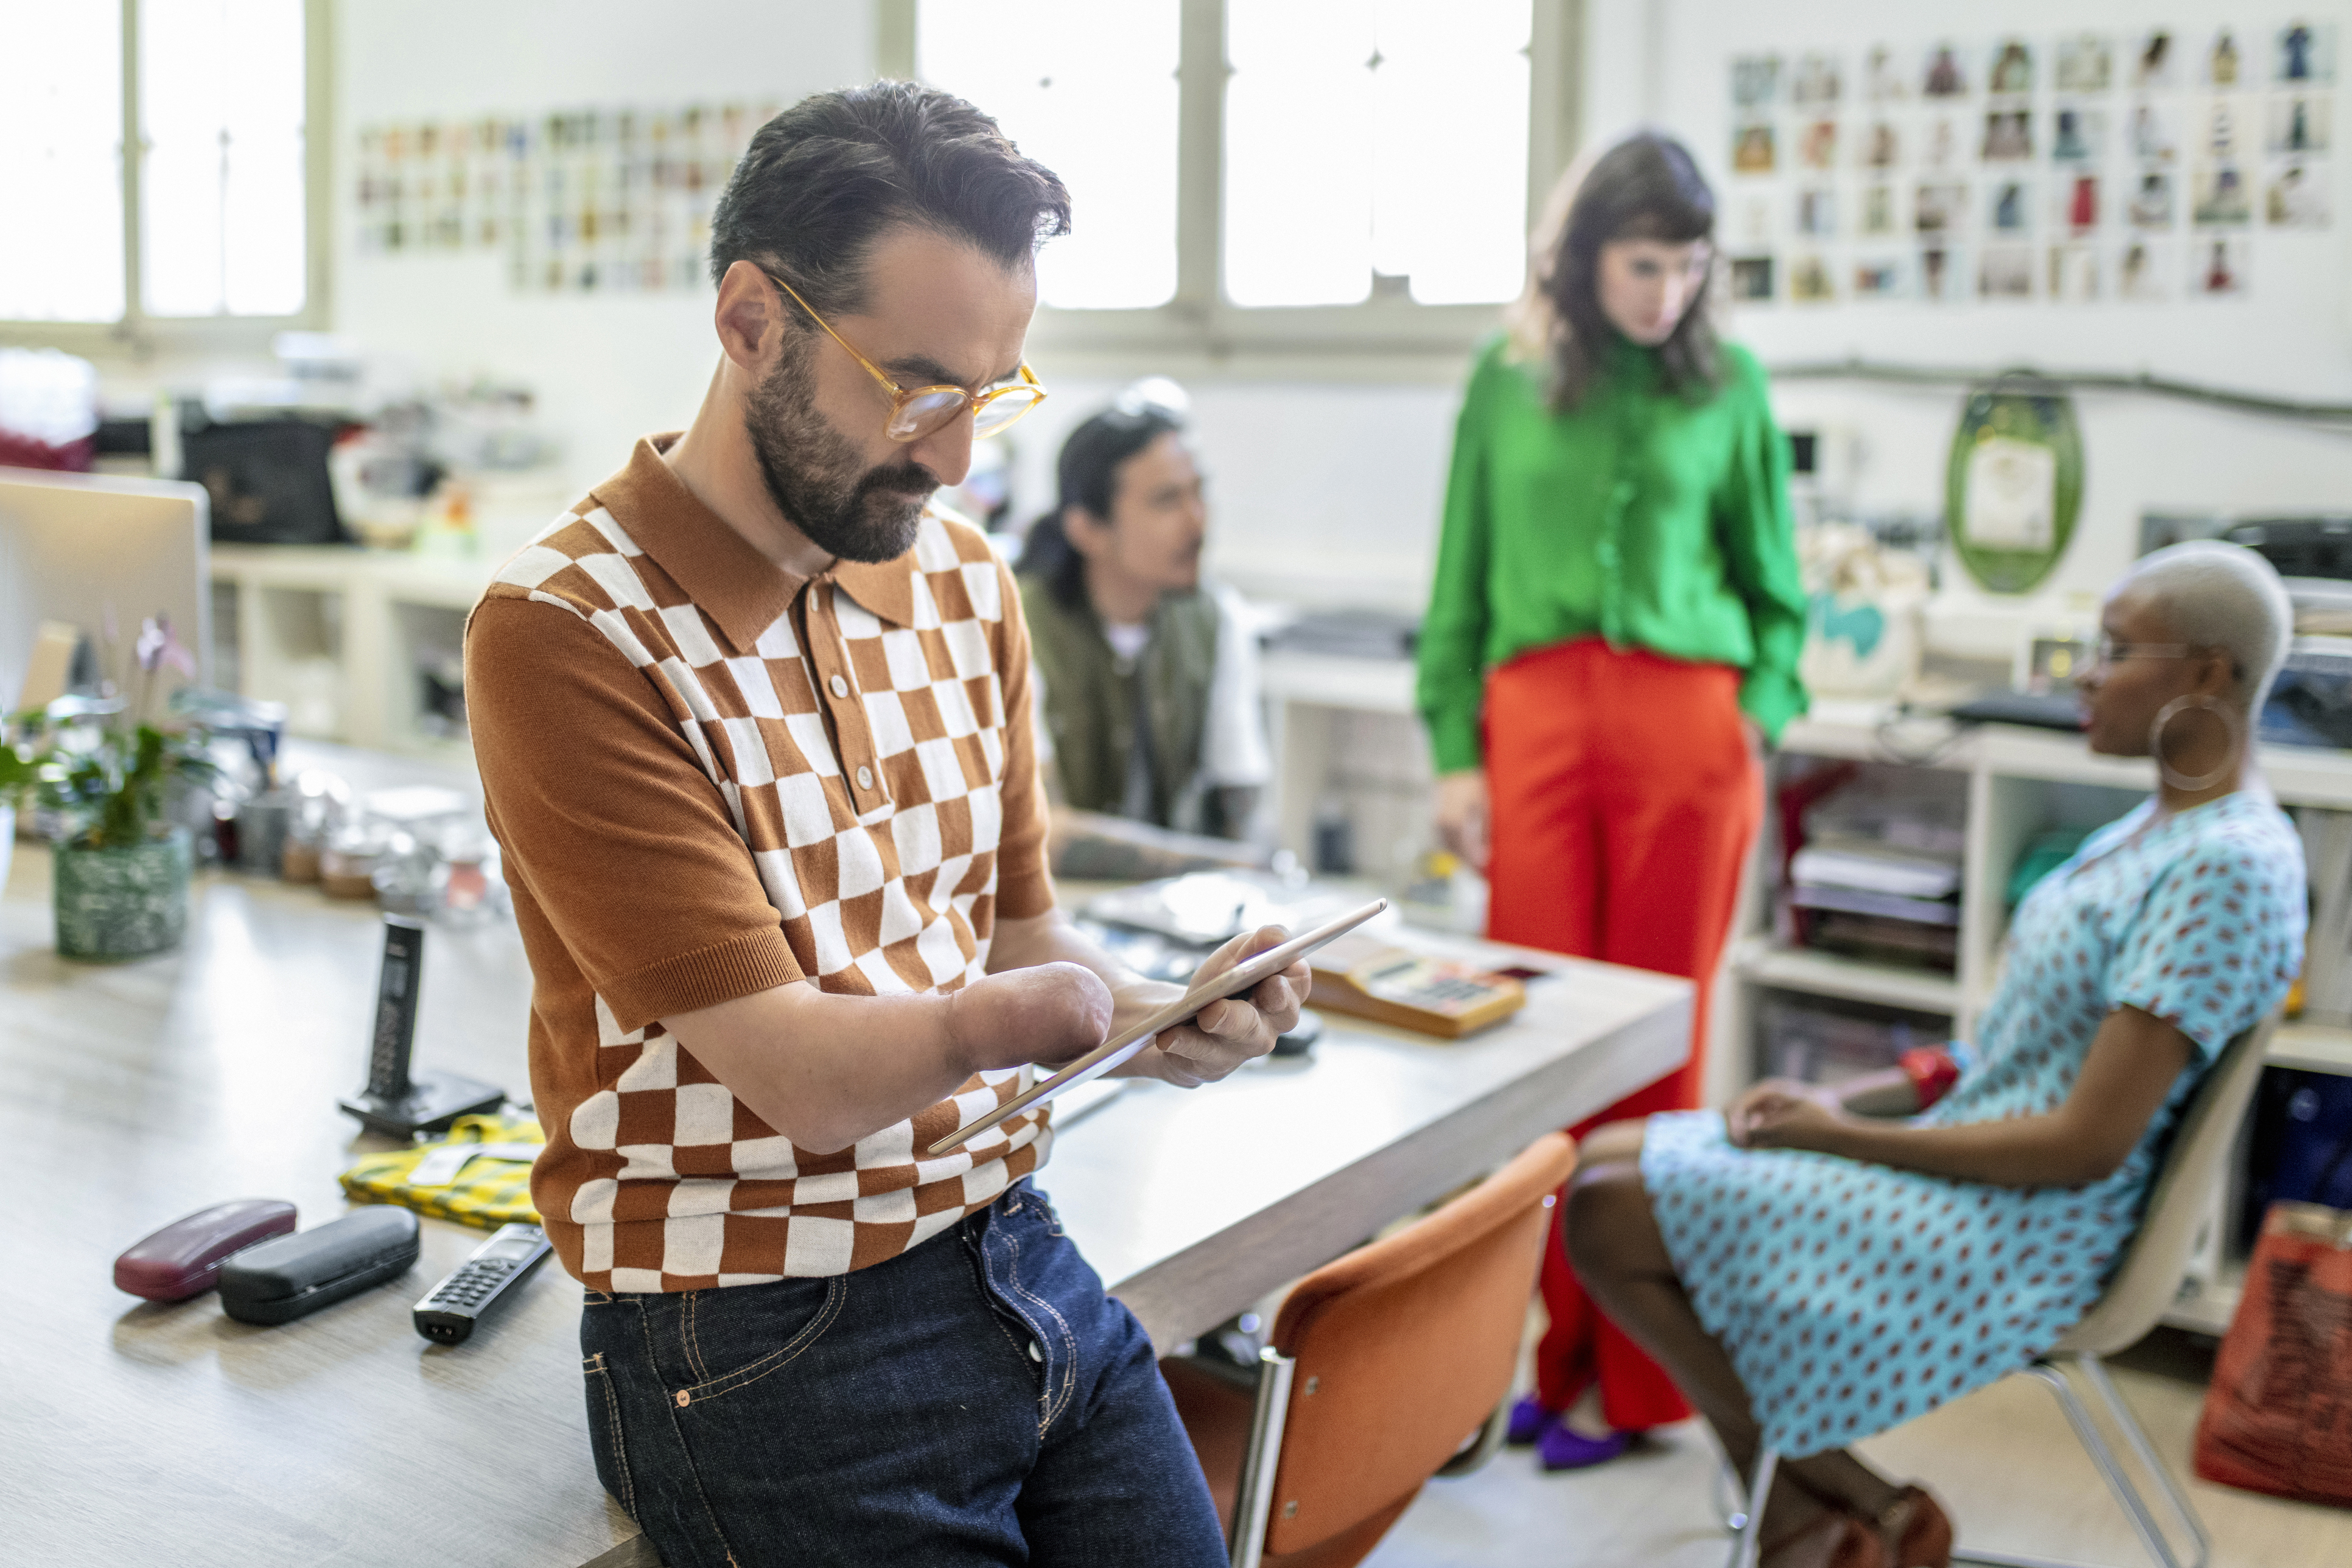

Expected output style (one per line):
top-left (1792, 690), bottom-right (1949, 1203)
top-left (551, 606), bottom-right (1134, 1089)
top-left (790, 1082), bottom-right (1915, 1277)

top-left (931, 901), bottom-right (1385, 1156)
top-left (1110, 922), bottom-right (1316, 1088)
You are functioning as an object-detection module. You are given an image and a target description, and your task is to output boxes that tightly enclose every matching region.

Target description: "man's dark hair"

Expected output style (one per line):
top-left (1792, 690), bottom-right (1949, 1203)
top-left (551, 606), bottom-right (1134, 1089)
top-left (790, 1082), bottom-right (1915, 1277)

top-left (1015, 404), bottom-right (1186, 612)
top-left (709, 80), bottom-right (1073, 314)
top-left (1533, 132), bottom-right (1721, 411)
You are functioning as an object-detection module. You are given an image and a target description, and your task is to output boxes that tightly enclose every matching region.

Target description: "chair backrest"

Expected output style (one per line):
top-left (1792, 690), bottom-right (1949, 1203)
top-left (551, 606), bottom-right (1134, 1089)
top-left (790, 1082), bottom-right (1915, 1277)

top-left (1254, 1130), bottom-right (1577, 1563)
top-left (2053, 1015), bottom-right (2278, 1357)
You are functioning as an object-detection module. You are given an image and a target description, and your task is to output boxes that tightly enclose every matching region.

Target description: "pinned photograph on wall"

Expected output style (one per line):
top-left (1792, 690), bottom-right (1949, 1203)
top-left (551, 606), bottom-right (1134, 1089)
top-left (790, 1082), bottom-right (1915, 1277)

top-left (1796, 186), bottom-right (1838, 237)
top-left (2051, 107), bottom-right (2104, 162)
top-left (1861, 120), bottom-right (1901, 170)
top-left (1798, 119), bottom-right (1840, 171)
top-left (2267, 162), bottom-right (2333, 226)
top-left (2128, 169), bottom-right (2177, 227)
top-left (1787, 254), bottom-right (1836, 303)
top-left (2192, 164), bottom-right (2253, 225)
top-left (2277, 19), bottom-right (2334, 83)
top-left (1916, 181), bottom-right (1968, 235)
top-left (2057, 35), bottom-right (2114, 93)
top-left (1983, 110), bottom-right (2033, 161)
top-left (1864, 44), bottom-right (1909, 101)
top-left (1923, 115), bottom-right (1962, 168)
top-left (1988, 178), bottom-right (2035, 235)
top-left (1853, 254), bottom-right (1909, 299)
top-left (2193, 234), bottom-right (2249, 294)
top-left (1979, 245), bottom-right (2034, 298)
top-left (2270, 95), bottom-right (2331, 154)
top-left (2203, 97), bottom-right (2250, 160)
top-left (1733, 54), bottom-right (1782, 108)
top-left (1860, 183), bottom-right (1900, 237)
top-left (1732, 122), bottom-right (1777, 175)
top-left (1731, 193), bottom-right (1775, 248)
top-left (2133, 29), bottom-right (2177, 89)
top-left (2118, 238), bottom-right (2170, 299)
top-left (1729, 254), bottom-right (1776, 301)
top-left (1920, 245), bottom-right (1966, 301)
top-left (2208, 27), bottom-right (2245, 88)
top-left (1792, 53), bottom-right (1843, 105)
top-left (1924, 42), bottom-right (1969, 98)
top-left (2128, 101), bottom-right (2179, 162)
top-left (2057, 172), bottom-right (2101, 232)
top-left (2049, 243), bottom-right (2101, 301)
top-left (1988, 38), bottom-right (2034, 97)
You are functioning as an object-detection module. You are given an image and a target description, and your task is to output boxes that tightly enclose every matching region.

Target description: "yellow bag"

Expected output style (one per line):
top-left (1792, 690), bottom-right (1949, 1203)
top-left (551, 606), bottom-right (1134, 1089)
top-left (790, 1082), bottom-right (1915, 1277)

top-left (339, 1112), bottom-right (545, 1228)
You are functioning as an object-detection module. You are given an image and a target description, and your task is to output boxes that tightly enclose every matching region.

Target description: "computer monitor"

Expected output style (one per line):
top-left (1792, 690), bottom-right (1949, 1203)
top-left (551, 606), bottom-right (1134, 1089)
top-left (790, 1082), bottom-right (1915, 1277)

top-left (0, 467), bottom-right (211, 712)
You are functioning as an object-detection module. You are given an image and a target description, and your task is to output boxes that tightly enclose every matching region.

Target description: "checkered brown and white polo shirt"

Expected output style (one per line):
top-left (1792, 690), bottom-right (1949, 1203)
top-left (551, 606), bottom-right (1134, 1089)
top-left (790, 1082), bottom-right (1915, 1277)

top-left (466, 435), bottom-right (1060, 1292)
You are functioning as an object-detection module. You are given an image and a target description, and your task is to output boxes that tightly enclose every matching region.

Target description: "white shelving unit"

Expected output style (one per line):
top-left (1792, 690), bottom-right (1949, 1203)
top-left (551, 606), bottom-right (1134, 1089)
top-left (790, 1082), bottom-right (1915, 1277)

top-left (1729, 705), bottom-right (2352, 1337)
top-left (210, 545), bottom-right (494, 760)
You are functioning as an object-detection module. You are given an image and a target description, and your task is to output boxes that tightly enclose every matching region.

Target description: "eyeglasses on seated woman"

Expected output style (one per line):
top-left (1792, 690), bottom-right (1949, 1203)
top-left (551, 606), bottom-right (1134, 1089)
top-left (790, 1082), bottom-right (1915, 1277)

top-left (1559, 541), bottom-right (2306, 1568)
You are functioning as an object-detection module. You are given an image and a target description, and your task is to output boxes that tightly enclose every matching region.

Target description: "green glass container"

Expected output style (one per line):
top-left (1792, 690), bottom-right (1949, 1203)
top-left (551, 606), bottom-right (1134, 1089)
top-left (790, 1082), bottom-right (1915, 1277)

top-left (54, 827), bottom-right (194, 961)
top-left (1945, 376), bottom-right (2085, 595)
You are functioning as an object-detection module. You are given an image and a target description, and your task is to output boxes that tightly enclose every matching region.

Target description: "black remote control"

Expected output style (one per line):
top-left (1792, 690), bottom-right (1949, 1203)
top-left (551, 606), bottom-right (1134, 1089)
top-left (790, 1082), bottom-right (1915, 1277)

top-left (413, 1223), bottom-right (552, 1345)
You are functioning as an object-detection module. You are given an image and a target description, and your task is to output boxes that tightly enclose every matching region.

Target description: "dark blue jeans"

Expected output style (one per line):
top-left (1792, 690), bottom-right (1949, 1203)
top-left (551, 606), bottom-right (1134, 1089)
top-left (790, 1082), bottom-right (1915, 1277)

top-left (578, 1181), bottom-right (1228, 1567)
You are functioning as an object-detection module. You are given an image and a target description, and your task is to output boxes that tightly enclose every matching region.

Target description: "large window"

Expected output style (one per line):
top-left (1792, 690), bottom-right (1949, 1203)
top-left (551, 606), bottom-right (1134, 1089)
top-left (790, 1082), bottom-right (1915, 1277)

top-left (0, 0), bottom-right (326, 344)
top-left (900, 0), bottom-right (1578, 356)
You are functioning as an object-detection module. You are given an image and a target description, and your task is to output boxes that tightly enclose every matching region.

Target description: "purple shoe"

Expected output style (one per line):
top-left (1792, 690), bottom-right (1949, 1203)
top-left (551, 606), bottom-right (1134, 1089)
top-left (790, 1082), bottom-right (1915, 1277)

top-left (1505, 1393), bottom-right (1558, 1446)
top-left (1536, 1423), bottom-right (1634, 1471)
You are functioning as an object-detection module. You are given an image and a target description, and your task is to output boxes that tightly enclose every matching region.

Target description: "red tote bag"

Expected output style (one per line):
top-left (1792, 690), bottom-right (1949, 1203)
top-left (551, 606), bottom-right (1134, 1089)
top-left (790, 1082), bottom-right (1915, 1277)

top-left (2194, 1177), bottom-right (2352, 1506)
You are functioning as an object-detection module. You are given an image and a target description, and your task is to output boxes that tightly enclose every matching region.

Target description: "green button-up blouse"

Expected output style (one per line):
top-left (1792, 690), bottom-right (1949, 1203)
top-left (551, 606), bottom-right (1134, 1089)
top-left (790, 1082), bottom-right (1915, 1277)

top-left (1415, 333), bottom-right (1810, 774)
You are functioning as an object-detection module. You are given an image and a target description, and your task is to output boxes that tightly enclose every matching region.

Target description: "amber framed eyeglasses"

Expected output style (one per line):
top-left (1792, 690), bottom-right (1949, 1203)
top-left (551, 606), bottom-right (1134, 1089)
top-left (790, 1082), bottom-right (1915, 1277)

top-left (761, 268), bottom-right (1048, 443)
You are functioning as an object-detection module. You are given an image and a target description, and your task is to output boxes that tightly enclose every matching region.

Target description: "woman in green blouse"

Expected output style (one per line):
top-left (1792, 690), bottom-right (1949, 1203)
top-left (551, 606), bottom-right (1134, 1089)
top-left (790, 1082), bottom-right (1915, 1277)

top-left (1416, 132), bottom-right (1807, 1469)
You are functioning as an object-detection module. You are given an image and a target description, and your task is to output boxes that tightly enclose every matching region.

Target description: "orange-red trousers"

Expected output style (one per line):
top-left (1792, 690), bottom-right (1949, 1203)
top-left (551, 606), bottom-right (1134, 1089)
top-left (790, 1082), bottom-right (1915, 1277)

top-left (1483, 640), bottom-right (1762, 1430)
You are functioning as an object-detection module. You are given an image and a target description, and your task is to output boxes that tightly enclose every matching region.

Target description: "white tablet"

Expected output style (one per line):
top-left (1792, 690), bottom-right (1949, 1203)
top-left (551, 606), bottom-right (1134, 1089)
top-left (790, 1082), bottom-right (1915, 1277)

top-left (927, 899), bottom-right (1389, 1157)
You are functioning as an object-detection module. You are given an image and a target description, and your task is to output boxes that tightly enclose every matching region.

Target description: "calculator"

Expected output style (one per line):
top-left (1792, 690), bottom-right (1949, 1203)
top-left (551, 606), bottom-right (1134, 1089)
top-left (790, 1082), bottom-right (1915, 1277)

top-left (413, 1222), bottom-right (553, 1345)
top-left (1307, 934), bottom-right (1528, 1038)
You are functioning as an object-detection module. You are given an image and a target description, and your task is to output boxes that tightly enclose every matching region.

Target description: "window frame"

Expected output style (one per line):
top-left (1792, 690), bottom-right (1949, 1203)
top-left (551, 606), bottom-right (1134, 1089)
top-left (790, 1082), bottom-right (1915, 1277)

top-left (881, 0), bottom-right (1583, 377)
top-left (0, 0), bottom-right (334, 358)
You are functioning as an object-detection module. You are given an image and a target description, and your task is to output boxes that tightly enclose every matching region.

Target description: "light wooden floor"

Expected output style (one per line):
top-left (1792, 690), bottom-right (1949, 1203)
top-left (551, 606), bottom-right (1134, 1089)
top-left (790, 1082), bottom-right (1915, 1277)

top-left (1366, 1329), bottom-right (2352, 1567)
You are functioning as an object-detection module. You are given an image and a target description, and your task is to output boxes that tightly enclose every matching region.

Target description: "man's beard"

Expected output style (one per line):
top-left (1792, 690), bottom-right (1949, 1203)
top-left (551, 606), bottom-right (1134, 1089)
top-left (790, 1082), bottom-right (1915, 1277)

top-left (743, 344), bottom-right (937, 565)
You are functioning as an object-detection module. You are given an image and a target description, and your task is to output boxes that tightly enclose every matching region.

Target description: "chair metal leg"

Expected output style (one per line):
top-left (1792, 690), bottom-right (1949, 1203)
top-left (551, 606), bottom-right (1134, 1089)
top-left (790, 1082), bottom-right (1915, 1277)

top-left (1228, 1346), bottom-right (1296, 1568)
top-left (1950, 1359), bottom-right (2210, 1568)
top-left (1726, 1449), bottom-right (1777, 1568)
top-left (2079, 1356), bottom-right (2211, 1568)
top-left (1715, 1455), bottom-right (1752, 1535)
top-left (1433, 1399), bottom-right (1511, 1479)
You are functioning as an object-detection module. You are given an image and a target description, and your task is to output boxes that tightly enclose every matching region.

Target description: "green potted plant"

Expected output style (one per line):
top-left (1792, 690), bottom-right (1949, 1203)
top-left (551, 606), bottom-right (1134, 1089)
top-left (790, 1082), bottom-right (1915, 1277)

top-left (12, 617), bottom-right (215, 960)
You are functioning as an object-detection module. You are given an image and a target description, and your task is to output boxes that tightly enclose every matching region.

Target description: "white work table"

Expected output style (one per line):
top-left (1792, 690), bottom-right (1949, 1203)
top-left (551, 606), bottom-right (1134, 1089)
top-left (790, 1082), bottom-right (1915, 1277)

top-left (0, 847), bottom-right (1689, 1567)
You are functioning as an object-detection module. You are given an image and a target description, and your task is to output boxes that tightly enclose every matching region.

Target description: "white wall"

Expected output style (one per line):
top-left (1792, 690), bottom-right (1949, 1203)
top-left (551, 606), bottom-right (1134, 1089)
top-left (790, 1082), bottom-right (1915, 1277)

top-left (1586, 0), bottom-right (2352, 645)
top-left (331, 0), bottom-right (878, 500)
top-left (324, 0), bottom-right (2352, 637)
top-left (326, 2), bottom-right (1465, 611)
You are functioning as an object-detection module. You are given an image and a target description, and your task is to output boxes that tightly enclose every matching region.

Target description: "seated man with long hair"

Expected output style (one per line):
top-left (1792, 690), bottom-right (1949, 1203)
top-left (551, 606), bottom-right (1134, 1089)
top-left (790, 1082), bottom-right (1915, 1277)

top-left (1566, 542), bottom-right (2306, 1568)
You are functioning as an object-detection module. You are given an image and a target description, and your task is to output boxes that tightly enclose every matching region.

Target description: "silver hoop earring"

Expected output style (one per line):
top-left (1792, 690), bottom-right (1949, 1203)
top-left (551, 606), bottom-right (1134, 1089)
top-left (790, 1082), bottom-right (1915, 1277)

top-left (2149, 694), bottom-right (2241, 792)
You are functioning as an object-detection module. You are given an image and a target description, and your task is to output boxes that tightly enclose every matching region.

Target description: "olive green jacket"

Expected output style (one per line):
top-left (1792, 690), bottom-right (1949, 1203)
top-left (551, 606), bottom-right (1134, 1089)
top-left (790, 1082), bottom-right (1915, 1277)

top-left (1017, 574), bottom-right (1220, 830)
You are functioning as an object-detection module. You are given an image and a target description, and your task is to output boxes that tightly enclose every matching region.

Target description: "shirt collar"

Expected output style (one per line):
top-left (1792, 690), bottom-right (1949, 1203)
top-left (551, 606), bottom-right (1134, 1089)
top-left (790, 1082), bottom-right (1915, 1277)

top-left (596, 434), bottom-right (921, 643)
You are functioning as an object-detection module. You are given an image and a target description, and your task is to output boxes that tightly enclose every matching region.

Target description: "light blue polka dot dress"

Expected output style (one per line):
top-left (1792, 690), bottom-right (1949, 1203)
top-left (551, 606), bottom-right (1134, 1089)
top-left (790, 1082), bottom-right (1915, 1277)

top-left (1643, 791), bottom-right (2305, 1456)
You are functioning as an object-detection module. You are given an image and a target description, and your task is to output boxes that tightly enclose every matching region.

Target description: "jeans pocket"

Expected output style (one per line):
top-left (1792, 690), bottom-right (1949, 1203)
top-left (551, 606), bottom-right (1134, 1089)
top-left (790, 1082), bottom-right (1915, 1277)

top-left (673, 1276), bottom-right (849, 1408)
top-left (581, 1352), bottom-right (637, 1521)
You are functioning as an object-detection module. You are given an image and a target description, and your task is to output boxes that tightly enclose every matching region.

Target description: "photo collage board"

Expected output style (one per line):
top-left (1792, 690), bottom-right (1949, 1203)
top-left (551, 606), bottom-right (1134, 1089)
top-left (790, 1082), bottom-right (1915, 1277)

top-left (352, 101), bottom-right (777, 294)
top-left (1726, 21), bottom-right (2336, 306)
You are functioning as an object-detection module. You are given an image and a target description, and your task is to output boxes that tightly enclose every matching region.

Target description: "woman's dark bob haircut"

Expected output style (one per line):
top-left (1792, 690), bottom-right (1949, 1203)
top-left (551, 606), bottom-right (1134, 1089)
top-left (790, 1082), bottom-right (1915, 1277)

top-left (1510, 131), bottom-right (1722, 411)
top-left (1015, 403), bottom-right (1188, 612)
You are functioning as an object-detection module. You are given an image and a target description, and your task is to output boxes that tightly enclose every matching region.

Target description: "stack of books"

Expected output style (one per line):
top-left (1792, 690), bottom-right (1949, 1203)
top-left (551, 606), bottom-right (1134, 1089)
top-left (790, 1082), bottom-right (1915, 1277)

top-left (1785, 789), bottom-right (1964, 973)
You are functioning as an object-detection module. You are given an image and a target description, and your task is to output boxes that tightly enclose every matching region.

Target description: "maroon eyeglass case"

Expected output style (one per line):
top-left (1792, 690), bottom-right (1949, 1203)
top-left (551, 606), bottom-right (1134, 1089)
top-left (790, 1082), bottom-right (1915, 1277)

top-left (114, 1199), bottom-right (299, 1302)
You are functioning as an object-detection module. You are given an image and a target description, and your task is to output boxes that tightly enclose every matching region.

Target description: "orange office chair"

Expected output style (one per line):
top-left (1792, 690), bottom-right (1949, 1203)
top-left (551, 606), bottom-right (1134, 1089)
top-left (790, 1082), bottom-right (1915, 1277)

top-left (1161, 1131), bottom-right (1579, 1568)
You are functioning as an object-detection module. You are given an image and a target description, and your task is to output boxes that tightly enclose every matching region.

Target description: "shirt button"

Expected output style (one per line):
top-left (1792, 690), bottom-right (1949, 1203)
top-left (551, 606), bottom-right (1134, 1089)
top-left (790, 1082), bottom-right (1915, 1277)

top-left (829, 674), bottom-right (848, 698)
top-left (1027, 1340), bottom-right (1043, 1363)
top-left (856, 766), bottom-right (874, 791)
